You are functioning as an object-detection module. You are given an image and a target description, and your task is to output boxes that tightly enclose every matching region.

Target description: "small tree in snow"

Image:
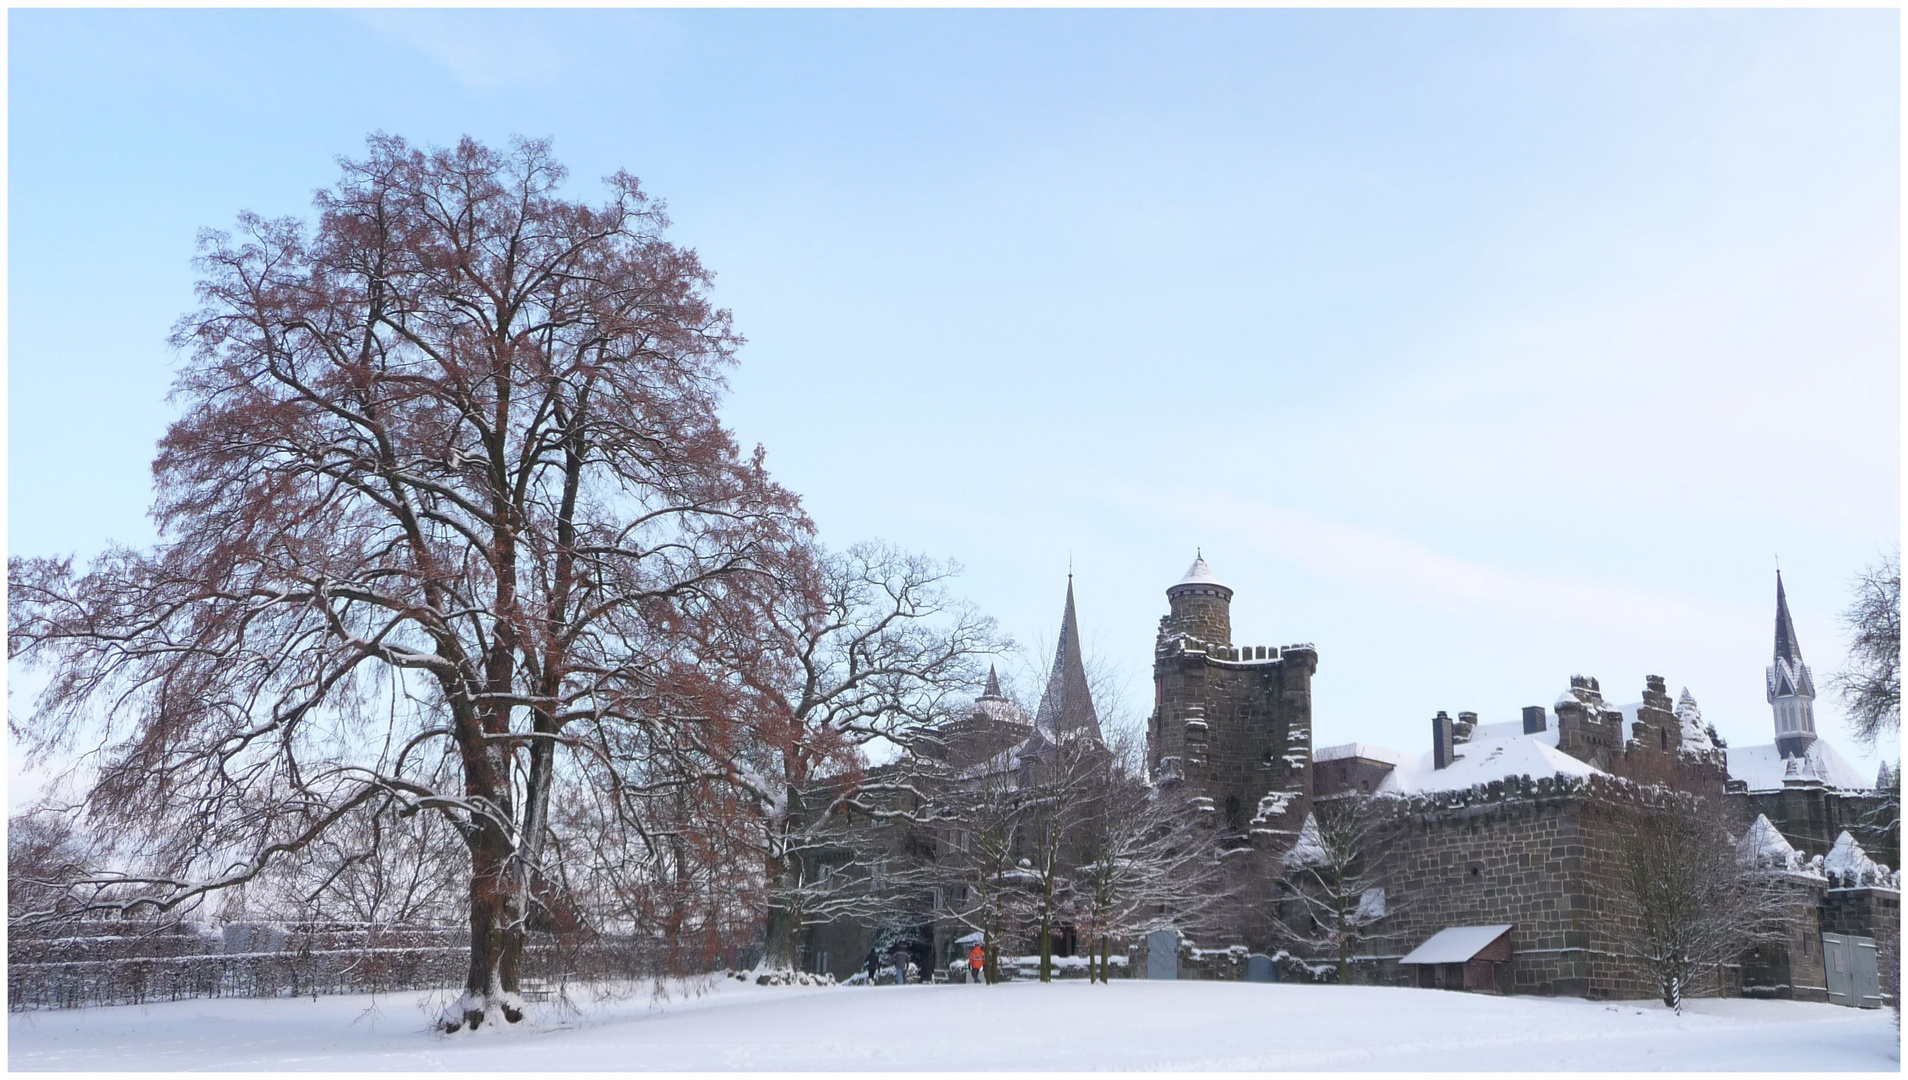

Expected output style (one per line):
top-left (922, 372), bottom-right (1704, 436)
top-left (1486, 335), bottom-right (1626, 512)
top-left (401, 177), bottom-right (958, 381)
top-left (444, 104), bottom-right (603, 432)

top-left (932, 761), bottom-right (1037, 983)
top-left (1070, 725), bottom-right (1225, 983)
top-left (1272, 793), bottom-right (1399, 983)
top-left (1017, 726), bottom-right (1104, 982)
top-left (1611, 798), bottom-right (1795, 1012)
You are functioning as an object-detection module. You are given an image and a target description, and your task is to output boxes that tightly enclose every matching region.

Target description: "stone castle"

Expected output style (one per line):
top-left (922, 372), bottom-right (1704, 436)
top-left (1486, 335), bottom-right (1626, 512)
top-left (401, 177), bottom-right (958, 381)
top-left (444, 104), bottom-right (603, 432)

top-left (1143, 557), bottom-right (1896, 1003)
top-left (798, 558), bottom-right (1897, 1007)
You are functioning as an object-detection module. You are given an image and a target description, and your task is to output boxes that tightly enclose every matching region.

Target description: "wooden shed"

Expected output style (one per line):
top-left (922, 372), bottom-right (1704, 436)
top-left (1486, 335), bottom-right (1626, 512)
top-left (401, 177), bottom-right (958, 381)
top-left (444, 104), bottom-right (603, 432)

top-left (1399, 924), bottom-right (1513, 994)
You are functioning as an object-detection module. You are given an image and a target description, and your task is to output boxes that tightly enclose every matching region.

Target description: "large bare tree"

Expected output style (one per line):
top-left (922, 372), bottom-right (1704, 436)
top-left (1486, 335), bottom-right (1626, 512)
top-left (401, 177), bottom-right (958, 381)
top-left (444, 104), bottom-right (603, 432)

top-left (8, 135), bottom-right (806, 1031)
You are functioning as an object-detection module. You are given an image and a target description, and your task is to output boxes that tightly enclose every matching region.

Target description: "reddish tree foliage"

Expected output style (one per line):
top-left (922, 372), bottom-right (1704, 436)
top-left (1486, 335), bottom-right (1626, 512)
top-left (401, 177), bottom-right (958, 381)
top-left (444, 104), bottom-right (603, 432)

top-left (8, 135), bottom-right (807, 1031)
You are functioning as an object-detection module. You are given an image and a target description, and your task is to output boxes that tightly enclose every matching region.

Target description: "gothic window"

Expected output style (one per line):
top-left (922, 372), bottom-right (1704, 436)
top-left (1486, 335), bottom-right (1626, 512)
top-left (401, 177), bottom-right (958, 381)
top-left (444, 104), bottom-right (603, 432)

top-left (1225, 795), bottom-right (1243, 832)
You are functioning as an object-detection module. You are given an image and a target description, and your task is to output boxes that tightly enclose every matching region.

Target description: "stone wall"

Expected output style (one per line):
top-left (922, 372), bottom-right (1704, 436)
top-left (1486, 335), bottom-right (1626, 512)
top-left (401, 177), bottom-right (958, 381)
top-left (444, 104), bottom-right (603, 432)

top-left (1821, 886), bottom-right (1900, 940)
top-left (1359, 776), bottom-right (1725, 1000)
top-left (1160, 584), bottom-right (1232, 648)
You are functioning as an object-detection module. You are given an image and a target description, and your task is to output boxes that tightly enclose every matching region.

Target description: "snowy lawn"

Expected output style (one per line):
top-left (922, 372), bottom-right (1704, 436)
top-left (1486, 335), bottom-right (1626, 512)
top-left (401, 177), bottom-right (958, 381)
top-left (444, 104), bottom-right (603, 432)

top-left (8, 978), bottom-right (1899, 1071)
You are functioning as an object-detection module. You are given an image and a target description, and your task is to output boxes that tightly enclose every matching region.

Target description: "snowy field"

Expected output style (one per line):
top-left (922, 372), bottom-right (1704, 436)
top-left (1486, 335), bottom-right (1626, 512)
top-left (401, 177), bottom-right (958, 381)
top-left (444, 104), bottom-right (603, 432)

top-left (9, 978), bottom-right (1899, 1072)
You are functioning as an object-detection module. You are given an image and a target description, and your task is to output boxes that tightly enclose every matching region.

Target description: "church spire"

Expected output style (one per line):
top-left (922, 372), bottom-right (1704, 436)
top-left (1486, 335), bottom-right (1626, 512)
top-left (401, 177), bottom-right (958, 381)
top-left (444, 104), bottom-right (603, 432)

top-left (1767, 570), bottom-right (1817, 758)
top-left (1033, 576), bottom-right (1101, 741)
top-left (1774, 570), bottom-right (1805, 667)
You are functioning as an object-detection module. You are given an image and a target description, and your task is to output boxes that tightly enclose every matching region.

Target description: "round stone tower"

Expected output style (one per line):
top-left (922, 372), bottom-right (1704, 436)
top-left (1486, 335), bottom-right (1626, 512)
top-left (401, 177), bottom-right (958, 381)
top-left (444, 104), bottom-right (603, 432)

top-left (1164, 553), bottom-right (1232, 647)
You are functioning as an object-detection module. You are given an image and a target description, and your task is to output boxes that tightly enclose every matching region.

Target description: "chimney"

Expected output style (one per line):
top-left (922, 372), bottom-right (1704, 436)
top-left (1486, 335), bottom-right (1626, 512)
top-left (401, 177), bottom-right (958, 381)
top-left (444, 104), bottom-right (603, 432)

top-left (1454, 711), bottom-right (1478, 744)
top-left (1522, 706), bottom-right (1547, 734)
top-left (1432, 711), bottom-right (1455, 770)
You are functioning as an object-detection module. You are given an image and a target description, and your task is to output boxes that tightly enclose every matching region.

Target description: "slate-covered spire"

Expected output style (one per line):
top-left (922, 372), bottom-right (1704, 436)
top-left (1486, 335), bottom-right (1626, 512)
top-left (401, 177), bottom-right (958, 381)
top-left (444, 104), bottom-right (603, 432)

top-left (1774, 571), bottom-right (1806, 668)
top-left (1033, 576), bottom-right (1101, 741)
top-left (1766, 570), bottom-right (1818, 757)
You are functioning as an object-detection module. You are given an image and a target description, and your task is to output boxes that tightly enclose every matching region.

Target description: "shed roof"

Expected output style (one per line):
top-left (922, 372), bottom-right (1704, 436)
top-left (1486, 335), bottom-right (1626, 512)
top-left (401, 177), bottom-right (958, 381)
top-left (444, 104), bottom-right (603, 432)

top-left (1399, 925), bottom-right (1513, 965)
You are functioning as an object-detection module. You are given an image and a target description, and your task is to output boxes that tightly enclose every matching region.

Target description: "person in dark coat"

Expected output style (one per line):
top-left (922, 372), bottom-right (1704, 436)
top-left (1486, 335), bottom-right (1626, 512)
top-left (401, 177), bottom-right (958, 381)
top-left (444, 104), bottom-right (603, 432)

top-left (889, 945), bottom-right (908, 986)
top-left (864, 948), bottom-right (881, 983)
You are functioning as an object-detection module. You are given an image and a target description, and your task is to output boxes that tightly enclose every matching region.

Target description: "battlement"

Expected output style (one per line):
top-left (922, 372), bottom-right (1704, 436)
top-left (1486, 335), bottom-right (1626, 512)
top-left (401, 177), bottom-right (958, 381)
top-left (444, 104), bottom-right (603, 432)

top-left (1391, 770), bottom-right (1703, 819)
top-left (1156, 634), bottom-right (1317, 668)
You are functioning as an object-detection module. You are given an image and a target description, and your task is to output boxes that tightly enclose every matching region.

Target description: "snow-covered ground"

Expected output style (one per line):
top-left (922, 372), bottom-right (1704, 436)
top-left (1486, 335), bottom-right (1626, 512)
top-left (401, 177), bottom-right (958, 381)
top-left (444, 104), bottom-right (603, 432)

top-left (9, 978), bottom-right (1899, 1071)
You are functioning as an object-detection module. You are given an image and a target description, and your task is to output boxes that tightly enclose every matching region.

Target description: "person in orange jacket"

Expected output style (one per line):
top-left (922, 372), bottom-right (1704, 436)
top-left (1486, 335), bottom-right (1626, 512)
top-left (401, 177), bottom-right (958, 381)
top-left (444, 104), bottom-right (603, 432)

top-left (967, 943), bottom-right (986, 985)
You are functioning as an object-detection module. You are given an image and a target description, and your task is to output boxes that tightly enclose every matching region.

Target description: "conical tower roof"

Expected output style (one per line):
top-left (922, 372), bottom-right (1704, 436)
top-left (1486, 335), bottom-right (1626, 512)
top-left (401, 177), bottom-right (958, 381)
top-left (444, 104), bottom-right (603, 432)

top-left (980, 665), bottom-right (1004, 700)
top-left (1033, 577), bottom-right (1101, 741)
top-left (1177, 554), bottom-right (1226, 589)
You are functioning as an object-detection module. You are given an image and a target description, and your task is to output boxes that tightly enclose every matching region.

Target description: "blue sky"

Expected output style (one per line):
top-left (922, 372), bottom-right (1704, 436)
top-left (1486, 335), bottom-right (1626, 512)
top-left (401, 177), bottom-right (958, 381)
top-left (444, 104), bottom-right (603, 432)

top-left (8, 9), bottom-right (1900, 791)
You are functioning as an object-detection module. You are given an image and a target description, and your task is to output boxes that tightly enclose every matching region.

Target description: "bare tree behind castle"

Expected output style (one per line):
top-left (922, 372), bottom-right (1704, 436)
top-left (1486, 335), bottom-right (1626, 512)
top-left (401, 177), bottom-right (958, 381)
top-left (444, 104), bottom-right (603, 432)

top-left (683, 541), bottom-right (1000, 972)
top-left (7, 135), bottom-right (808, 1033)
top-left (1831, 548), bottom-right (1900, 748)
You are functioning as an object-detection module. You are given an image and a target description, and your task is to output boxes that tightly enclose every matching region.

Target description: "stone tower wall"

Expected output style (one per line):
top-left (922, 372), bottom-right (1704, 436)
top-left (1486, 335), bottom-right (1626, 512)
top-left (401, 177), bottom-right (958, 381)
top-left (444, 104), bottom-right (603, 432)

top-left (1153, 644), bottom-right (1315, 840)
top-left (1163, 585), bottom-right (1232, 647)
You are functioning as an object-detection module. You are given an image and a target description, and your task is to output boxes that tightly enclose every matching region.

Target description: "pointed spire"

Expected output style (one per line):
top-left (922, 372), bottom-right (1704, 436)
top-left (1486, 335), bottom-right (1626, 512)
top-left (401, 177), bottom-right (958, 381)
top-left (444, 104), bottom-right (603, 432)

top-left (1767, 571), bottom-right (1818, 754)
top-left (1033, 577), bottom-right (1101, 741)
top-left (981, 664), bottom-right (1003, 700)
top-left (1774, 571), bottom-right (1804, 665)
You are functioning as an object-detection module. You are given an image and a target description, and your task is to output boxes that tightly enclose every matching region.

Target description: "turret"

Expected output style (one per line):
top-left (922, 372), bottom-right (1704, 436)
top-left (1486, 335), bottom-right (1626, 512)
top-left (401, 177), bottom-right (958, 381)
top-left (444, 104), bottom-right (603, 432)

top-left (1766, 571), bottom-right (1818, 758)
top-left (1163, 552), bottom-right (1232, 647)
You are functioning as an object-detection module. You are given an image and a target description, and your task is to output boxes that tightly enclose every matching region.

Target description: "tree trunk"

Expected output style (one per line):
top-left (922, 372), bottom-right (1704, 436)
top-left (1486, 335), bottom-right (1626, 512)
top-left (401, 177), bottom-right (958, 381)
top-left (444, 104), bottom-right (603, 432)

top-left (1038, 871), bottom-right (1054, 983)
top-left (444, 836), bottom-right (527, 1032)
top-left (1039, 912), bottom-right (1053, 983)
top-left (762, 904), bottom-right (801, 972)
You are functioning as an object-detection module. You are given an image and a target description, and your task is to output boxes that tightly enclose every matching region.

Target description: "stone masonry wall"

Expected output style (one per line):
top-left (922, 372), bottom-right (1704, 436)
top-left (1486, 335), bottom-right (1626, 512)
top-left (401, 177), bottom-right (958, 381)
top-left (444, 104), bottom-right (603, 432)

top-left (1364, 777), bottom-right (1700, 1000)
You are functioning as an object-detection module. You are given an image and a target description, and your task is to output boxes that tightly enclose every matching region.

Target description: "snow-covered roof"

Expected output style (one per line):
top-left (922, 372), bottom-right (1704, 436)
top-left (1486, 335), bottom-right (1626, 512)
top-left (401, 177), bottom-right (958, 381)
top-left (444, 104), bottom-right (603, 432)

top-left (967, 697), bottom-right (1032, 729)
top-left (1377, 721), bottom-right (1598, 795)
top-left (1174, 555), bottom-right (1227, 591)
top-left (1726, 740), bottom-right (1870, 792)
top-left (1824, 830), bottom-right (1898, 888)
top-left (1313, 742), bottom-right (1405, 766)
top-left (1399, 925), bottom-right (1513, 965)
top-left (1737, 814), bottom-right (1804, 872)
top-left (1282, 812), bottom-right (1327, 868)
